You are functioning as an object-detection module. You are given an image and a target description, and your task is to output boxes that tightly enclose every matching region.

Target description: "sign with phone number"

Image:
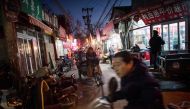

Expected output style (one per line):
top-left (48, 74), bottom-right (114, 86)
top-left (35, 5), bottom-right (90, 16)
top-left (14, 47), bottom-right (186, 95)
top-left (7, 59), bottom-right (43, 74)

top-left (140, 1), bottom-right (189, 24)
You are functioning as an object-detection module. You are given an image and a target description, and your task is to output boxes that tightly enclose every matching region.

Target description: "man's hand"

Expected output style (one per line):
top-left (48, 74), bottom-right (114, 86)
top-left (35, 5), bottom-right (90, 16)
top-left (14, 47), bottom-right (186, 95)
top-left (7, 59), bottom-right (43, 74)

top-left (92, 97), bottom-right (111, 109)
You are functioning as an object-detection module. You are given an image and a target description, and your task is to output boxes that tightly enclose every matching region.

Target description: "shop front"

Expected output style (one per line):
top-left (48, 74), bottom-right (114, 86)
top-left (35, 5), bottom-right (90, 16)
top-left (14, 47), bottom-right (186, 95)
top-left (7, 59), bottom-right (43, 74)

top-left (106, 30), bottom-right (123, 52)
top-left (16, 26), bottom-right (42, 76)
top-left (55, 26), bottom-right (66, 58)
top-left (129, 20), bottom-right (151, 49)
top-left (127, 0), bottom-right (190, 53)
top-left (139, 0), bottom-right (189, 52)
top-left (15, 14), bottom-right (53, 76)
top-left (101, 21), bottom-right (123, 53)
top-left (152, 19), bottom-right (187, 51)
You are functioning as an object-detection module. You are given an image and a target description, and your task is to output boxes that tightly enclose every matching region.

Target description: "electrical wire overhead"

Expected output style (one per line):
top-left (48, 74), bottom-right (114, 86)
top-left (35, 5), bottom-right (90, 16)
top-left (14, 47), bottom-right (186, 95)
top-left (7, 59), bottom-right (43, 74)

top-left (97, 0), bottom-right (120, 28)
top-left (95, 0), bottom-right (113, 29)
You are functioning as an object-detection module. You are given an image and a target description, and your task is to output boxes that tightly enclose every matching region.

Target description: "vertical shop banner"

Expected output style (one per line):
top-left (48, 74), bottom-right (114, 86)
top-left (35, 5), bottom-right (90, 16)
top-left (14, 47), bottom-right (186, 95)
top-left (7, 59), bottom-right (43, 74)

top-left (96, 29), bottom-right (101, 42)
top-left (59, 26), bottom-right (66, 40)
top-left (20, 0), bottom-right (42, 20)
top-left (140, 1), bottom-right (189, 24)
top-left (103, 21), bottom-right (114, 36)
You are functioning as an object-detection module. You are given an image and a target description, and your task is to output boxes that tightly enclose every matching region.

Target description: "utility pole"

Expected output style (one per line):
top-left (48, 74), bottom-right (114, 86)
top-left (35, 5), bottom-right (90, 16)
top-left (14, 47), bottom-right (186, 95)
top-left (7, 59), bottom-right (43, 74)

top-left (82, 8), bottom-right (93, 37)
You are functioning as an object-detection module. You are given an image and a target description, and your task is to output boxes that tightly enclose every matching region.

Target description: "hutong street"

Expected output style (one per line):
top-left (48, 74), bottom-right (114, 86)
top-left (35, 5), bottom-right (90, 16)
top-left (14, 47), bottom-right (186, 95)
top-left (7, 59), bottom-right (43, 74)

top-left (0, 0), bottom-right (190, 109)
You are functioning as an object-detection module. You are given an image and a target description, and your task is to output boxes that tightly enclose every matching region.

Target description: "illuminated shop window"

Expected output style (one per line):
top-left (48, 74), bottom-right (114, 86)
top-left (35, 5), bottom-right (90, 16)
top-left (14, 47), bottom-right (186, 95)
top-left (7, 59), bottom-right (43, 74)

top-left (169, 23), bottom-right (178, 50)
top-left (132, 19), bottom-right (146, 29)
top-left (153, 25), bottom-right (162, 36)
top-left (163, 25), bottom-right (169, 50)
top-left (133, 26), bottom-right (150, 48)
top-left (179, 21), bottom-right (186, 50)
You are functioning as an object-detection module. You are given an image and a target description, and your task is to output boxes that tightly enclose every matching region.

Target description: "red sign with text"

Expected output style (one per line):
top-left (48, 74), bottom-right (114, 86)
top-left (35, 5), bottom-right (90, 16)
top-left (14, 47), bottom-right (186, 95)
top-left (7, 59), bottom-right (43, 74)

top-left (140, 1), bottom-right (189, 24)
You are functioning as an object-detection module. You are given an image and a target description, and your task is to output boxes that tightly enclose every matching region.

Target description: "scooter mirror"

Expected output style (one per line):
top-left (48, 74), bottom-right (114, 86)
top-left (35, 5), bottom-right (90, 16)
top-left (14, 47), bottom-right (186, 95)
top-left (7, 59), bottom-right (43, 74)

top-left (108, 77), bottom-right (118, 94)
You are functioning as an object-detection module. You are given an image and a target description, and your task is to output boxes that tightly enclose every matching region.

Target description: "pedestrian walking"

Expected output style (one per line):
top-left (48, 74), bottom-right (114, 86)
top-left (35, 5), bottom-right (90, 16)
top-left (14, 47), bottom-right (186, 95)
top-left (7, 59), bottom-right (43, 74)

top-left (76, 48), bottom-right (86, 79)
top-left (86, 47), bottom-right (98, 77)
top-left (94, 51), bottom-right (164, 109)
top-left (149, 30), bottom-right (165, 69)
top-left (96, 48), bottom-right (101, 59)
top-left (109, 45), bottom-right (115, 64)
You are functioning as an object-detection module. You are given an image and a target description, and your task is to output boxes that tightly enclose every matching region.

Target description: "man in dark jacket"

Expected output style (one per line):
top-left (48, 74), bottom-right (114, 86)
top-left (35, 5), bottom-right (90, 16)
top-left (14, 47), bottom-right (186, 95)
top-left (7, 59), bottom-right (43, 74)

top-left (149, 30), bottom-right (165, 69)
top-left (94, 51), bottom-right (164, 109)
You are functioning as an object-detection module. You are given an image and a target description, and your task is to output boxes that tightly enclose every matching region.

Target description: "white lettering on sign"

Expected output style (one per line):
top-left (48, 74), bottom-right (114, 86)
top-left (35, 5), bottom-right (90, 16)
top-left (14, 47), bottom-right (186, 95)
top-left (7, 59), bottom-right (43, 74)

top-left (147, 12), bottom-right (154, 19)
top-left (141, 13), bottom-right (149, 19)
top-left (166, 6), bottom-right (174, 14)
top-left (158, 8), bottom-right (165, 15)
top-left (37, 6), bottom-right (40, 18)
top-left (152, 10), bottom-right (160, 17)
top-left (173, 4), bottom-right (182, 13)
top-left (23, 0), bottom-right (29, 8)
top-left (181, 3), bottom-right (187, 10)
top-left (31, 0), bottom-right (35, 11)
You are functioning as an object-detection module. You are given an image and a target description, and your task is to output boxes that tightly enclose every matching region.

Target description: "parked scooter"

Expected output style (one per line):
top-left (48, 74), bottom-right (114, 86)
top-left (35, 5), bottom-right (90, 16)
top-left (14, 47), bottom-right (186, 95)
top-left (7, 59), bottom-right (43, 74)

top-left (6, 67), bottom-right (78, 109)
top-left (56, 56), bottom-right (72, 73)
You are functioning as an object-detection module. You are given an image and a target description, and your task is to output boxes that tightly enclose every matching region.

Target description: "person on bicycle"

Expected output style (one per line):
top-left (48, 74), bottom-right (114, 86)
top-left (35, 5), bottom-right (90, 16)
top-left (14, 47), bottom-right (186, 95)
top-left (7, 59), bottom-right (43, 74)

top-left (96, 51), bottom-right (164, 109)
top-left (86, 47), bottom-right (99, 77)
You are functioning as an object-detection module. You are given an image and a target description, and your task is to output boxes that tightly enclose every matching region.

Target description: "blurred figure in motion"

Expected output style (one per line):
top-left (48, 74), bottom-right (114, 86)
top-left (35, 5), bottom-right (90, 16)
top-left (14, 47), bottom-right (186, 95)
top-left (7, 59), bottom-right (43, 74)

top-left (96, 48), bottom-right (101, 60)
top-left (86, 47), bottom-right (98, 77)
top-left (149, 30), bottom-right (165, 69)
top-left (76, 48), bottom-right (86, 79)
top-left (109, 45), bottom-right (115, 64)
top-left (94, 51), bottom-right (164, 109)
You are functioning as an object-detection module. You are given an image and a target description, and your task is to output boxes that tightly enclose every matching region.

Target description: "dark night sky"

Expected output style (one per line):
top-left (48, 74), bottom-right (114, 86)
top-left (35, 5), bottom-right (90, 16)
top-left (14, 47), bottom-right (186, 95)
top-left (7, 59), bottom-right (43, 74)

top-left (43, 0), bottom-right (131, 27)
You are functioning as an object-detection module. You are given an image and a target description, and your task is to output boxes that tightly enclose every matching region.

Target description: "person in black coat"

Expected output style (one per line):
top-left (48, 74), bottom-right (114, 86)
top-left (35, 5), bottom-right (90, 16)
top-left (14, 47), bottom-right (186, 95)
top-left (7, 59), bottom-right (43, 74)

top-left (149, 30), bottom-right (165, 69)
top-left (105, 51), bottom-right (165, 109)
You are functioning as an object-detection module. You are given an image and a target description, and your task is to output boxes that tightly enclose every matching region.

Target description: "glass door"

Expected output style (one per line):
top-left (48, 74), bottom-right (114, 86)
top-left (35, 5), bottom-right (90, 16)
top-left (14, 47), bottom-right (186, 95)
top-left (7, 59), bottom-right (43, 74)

top-left (179, 21), bottom-right (186, 50)
top-left (17, 38), bottom-right (28, 76)
top-left (169, 23), bottom-right (178, 50)
top-left (153, 25), bottom-right (162, 36)
top-left (23, 39), bottom-right (34, 74)
top-left (17, 32), bottom-right (36, 75)
top-left (27, 39), bottom-right (35, 73)
top-left (163, 25), bottom-right (169, 50)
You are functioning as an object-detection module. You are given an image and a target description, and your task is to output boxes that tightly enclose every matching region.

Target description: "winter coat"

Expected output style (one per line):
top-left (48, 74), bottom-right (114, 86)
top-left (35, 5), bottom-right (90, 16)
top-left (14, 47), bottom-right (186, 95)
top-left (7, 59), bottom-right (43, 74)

top-left (108, 59), bottom-right (165, 109)
top-left (149, 36), bottom-right (165, 53)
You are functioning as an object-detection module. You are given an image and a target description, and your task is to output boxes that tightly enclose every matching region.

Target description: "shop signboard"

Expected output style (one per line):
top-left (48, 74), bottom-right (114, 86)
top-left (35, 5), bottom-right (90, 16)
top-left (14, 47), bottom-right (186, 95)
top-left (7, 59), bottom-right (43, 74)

top-left (140, 1), bottom-right (189, 24)
top-left (59, 26), bottom-right (66, 39)
top-left (29, 15), bottom-right (53, 35)
top-left (20, 0), bottom-right (42, 20)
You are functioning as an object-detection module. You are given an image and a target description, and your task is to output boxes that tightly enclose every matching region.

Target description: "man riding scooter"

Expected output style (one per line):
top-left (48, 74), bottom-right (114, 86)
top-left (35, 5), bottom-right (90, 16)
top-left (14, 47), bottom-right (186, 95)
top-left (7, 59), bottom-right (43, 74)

top-left (94, 51), bottom-right (164, 109)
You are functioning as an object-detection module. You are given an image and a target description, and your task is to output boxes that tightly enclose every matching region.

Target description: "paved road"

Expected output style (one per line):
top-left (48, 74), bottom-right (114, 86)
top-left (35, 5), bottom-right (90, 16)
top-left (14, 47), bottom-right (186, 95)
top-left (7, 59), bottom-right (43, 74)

top-left (69, 64), bottom-right (190, 109)
top-left (66, 64), bottom-right (126, 109)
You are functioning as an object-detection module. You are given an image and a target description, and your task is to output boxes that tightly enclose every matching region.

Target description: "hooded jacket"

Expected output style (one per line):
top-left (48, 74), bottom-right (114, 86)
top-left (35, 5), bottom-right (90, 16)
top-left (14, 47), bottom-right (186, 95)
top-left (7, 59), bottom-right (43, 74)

top-left (108, 59), bottom-right (165, 109)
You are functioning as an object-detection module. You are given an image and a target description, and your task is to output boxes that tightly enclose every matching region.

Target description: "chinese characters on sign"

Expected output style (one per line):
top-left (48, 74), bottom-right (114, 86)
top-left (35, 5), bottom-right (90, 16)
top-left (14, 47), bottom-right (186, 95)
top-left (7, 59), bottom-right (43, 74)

top-left (140, 2), bottom-right (189, 24)
top-left (20, 0), bottom-right (42, 20)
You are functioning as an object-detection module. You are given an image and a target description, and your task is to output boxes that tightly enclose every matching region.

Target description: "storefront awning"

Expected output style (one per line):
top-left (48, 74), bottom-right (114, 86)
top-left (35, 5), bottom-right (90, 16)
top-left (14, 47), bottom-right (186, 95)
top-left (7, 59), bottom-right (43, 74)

top-left (115, 1), bottom-right (190, 25)
top-left (29, 15), bottom-right (53, 35)
top-left (139, 1), bottom-right (189, 24)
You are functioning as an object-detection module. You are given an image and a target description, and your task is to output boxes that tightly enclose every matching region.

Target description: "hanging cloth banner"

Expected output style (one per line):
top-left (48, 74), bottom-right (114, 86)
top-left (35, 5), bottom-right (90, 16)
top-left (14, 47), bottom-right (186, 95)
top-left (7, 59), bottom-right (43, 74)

top-left (139, 1), bottom-right (189, 24)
